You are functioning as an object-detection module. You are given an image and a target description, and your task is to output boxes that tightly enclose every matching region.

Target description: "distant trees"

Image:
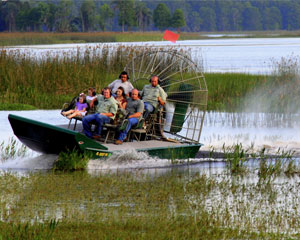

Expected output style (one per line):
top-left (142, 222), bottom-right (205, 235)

top-left (135, 1), bottom-right (152, 32)
top-left (153, 3), bottom-right (171, 31)
top-left (99, 4), bottom-right (114, 31)
top-left (80, 0), bottom-right (97, 32)
top-left (242, 6), bottom-right (262, 31)
top-left (2, 0), bottom-right (21, 32)
top-left (171, 9), bottom-right (185, 32)
top-left (199, 7), bottom-right (216, 31)
top-left (263, 7), bottom-right (282, 30)
top-left (55, 0), bottom-right (74, 32)
top-left (2, 0), bottom-right (300, 33)
top-left (113, 0), bottom-right (136, 32)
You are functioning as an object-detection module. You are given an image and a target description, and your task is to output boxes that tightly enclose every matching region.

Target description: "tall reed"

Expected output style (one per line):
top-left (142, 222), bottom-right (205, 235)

top-left (242, 55), bottom-right (300, 113)
top-left (0, 45), bottom-right (194, 109)
top-left (0, 137), bottom-right (28, 161)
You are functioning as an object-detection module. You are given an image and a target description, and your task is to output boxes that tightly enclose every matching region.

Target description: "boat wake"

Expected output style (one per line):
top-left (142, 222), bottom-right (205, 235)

top-left (0, 154), bottom-right (57, 170)
top-left (88, 149), bottom-right (191, 171)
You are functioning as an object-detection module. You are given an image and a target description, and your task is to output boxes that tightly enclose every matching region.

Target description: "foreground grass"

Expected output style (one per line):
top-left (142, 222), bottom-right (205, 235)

top-left (1, 170), bottom-right (300, 239)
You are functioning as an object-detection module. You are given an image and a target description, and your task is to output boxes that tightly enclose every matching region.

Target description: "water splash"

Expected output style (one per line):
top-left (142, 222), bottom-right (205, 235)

top-left (0, 153), bottom-right (57, 170)
top-left (88, 149), bottom-right (171, 170)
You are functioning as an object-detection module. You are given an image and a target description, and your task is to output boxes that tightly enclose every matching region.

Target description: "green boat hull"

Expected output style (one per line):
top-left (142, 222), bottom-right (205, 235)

top-left (8, 114), bottom-right (202, 160)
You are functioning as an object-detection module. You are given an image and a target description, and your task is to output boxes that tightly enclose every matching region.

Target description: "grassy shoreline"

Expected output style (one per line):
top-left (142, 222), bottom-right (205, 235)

top-left (1, 45), bottom-right (299, 113)
top-left (1, 30), bottom-right (300, 46)
top-left (1, 169), bottom-right (300, 239)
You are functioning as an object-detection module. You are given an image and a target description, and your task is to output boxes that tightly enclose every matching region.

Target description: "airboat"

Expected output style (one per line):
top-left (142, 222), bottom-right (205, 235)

top-left (8, 48), bottom-right (208, 159)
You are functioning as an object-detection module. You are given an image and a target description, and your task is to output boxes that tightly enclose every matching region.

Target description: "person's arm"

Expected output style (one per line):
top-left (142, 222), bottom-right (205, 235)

top-left (157, 96), bottom-right (165, 106)
top-left (108, 80), bottom-right (116, 89)
top-left (158, 87), bottom-right (167, 106)
top-left (128, 112), bottom-right (142, 119)
top-left (89, 98), bottom-right (97, 108)
top-left (121, 101), bottom-right (127, 109)
top-left (128, 100), bottom-right (144, 118)
top-left (101, 101), bottom-right (118, 118)
top-left (100, 112), bottom-right (114, 117)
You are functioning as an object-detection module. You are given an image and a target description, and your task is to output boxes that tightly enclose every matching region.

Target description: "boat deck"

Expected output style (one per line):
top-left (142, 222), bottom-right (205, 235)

top-left (58, 123), bottom-right (188, 151)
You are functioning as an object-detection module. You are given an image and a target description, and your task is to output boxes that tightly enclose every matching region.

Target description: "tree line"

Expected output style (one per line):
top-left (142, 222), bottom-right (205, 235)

top-left (1, 0), bottom-right (300, 33)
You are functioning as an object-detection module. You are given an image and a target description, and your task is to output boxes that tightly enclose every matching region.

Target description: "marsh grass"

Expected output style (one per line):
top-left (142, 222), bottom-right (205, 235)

top-left (2, 31), bottom-right (300, 46)
top-left (0, 32), bottom-right (205, 46)
top-left (243, 56), bottom-right (300, 113)
top-left (0, 45), bottom-right (194, 110)
top-left (0, 137), bottom-right (28, 161)
top-left (258, 148), bottom-right (297, 182)
top-left (0, 220), bottom-right (58, 240)
top-left (1, 170), bottom-right (300, 239)
top-left (1, 43), bottom-right (300, 113)
top-left (53, 150), bottom-right (91, 171)
top-left (223, 143), bottom-right (250, 174)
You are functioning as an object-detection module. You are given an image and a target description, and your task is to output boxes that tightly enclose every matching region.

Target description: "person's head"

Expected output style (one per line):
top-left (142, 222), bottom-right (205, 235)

top-left (88, 87), bottom-right (96, 96)
top-left (79, 94), bottom-right (85, 103)
top-left (103, 87), bottom-right (111, 99)
top-left (131, 89), bottom-right (139, 100)
top-left (151, 75), bottom-right (159, 87)
top-left (116, 87), bottom-right (126, 98)
top-left (119, 71), bottom-right (129, 83)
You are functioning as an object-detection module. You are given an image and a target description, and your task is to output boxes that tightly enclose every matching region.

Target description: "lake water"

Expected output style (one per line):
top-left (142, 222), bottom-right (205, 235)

top-left (1, 110), bottom-right (299, 171)
top-left (6, 37), bottom-right (300, 74)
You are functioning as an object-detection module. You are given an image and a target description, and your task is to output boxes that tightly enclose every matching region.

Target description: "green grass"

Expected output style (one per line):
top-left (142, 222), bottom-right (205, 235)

top-left (0, 103), bottom-right (36, 110)
top-left (0, 137), bottom-right (28, 161)
top-left (1, 47), bottom-right (299, 112)
top-left (53, 150), bottom-right (91, 171)
top-left (205, 73), bottom-right (266, 111)
top-left (2, 31), bottom-right (300, 46)
top-left (0, 168), bottom-right (300, 239)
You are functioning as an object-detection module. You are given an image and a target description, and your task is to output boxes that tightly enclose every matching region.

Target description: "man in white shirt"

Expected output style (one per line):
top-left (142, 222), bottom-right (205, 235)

top-left (108, 71), bottom-right (134, 96)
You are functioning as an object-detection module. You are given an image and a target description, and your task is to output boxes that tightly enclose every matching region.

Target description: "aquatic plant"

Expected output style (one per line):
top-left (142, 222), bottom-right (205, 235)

top-left (0, 137), bottom-right (28, 161)
top-left (258, 147), bottom-right (297, 183)
top-left (223, 143), bottom-right (250, 174)
top-left (0, 219), bottom-right (58, 240)
top-left (53, 150), bottom-right (91, 171)
top-left (1, 171), bottom-right (300, 239)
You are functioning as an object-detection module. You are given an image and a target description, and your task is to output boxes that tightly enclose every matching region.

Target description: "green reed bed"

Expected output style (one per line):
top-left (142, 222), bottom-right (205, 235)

top-left (206, 55), bottom-right (300, 113)
top-left (0, 45), bottom-right (194, 110)
top-left (0, 46), bottom-right (131, 109)
top-left (205, 73), bottom-right (266, 111)
top-left (1, 169), bottom-right (300, 239)
top-left (1, 46), bottom-right (299, 112)
top-left (0, 138), bottom-right (28, 161)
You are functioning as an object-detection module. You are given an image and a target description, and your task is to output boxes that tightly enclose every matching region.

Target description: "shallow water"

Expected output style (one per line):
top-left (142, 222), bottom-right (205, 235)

top-left (1, 110), bottom-right (299, 171)
top-left (6, 37), bottom-right (300, 74)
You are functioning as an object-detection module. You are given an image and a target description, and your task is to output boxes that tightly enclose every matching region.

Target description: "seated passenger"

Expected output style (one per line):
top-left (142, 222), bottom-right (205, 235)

top-left (86, 87), bottom-right (96, 104)
top-left (62, 94), bottom-right (88, 119)
top-left (114, 86), bottom-right (127, 109)
top-left (140, 75), bottom-right (167, 119)
top-left (108, 71), bottom-right (134, 96)
top-left (82, 88), bottom-right (118, 140)
top-left (115, 89), bottom-right (144, 145)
